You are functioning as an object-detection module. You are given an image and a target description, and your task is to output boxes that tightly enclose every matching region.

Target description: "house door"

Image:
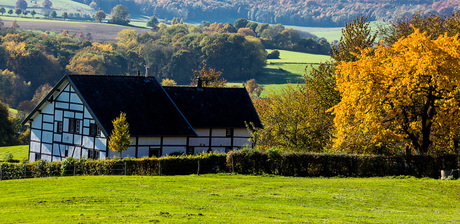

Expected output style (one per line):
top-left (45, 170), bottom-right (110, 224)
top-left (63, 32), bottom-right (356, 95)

top-left (149, 147), bottom-right (162, 157)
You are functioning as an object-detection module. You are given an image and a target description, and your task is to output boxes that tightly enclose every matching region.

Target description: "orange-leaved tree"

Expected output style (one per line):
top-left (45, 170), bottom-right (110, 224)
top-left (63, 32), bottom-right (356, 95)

top-left (332, 27), bottom-right (460, 155)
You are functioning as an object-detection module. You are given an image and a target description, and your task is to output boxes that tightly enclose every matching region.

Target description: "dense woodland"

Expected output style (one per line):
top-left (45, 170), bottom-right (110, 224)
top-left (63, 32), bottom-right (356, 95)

top-left (75, 0), bottom-right (460, 26)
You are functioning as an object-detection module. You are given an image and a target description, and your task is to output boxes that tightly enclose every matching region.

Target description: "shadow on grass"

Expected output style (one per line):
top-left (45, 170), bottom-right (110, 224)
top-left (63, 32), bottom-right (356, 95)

top-left (254, 67), bottom-right (304, 85)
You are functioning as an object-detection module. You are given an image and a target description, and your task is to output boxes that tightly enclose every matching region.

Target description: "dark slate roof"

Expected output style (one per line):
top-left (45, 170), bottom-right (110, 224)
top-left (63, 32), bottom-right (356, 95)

top-left (164, 86), bottom-right (263, 129)
top-left (68, 75), bottom-right (196, 137)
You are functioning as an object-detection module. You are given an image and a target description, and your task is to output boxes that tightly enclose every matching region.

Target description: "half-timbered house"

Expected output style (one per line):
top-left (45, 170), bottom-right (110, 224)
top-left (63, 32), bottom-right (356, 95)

top-left (22, 74), bottom-right (262, 162)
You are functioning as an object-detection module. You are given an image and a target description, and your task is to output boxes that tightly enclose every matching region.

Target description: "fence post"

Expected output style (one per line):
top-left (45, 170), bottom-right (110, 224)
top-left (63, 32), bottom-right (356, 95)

top-left (197, 159), bottom-right (200, 175)
top-left (0, 166), bottom-right (2, 181)
top-left (73, 163), bottom-right (76, 176)
top-left (23, 165), bottom-right (26, 179)
top-left (231, 156), bottom-right (234, 173)
top-left (124, 162), bottom-right (127, 175)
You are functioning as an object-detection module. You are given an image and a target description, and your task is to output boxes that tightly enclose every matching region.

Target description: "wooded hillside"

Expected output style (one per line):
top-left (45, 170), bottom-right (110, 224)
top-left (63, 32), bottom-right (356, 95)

top-left (76, 0), bottom-right (460, 27)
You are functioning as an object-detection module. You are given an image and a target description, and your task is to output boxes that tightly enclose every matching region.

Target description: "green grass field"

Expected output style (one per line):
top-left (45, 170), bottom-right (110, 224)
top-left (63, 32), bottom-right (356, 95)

top-left (0, 145), bottom-right (28, 161)
top-left (0, 175), bottom-right (458, 223)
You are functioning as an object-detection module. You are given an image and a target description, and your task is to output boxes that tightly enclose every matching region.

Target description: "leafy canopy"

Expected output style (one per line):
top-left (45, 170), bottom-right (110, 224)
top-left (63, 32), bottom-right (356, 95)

top-left (108, 112), bottom-right (132, 156)
top-left (333, 27), bottom-right (460, 154)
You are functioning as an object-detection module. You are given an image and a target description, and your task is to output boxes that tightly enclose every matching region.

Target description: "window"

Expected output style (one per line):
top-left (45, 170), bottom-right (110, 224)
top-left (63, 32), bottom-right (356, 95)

top-left (35, 153), bottom-right (41, 161)
top-left (68, 118), bottom-right (80, 134)
top-left (149, 148), bottom-right (162, 157)
top-left (226, 128), bottom-right (234, 137)
top-left (186, 146), bottom-right (195, 155)
top-left (56, 121), bottom-right (63, 133)
top-left (88, 149), bottom-right (100, 160)
top-left (90, 124), bottom-right (97, 136)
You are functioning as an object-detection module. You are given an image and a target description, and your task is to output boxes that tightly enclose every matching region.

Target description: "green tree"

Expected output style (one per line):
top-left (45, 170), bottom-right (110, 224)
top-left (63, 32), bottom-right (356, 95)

top-left (22, 10), bottom-right (27, 17)
top-left (30, 10), bottom-right (36, 18)
top-left (0, 7), bottom-right (6, 16)
top-left (0, 101), bottom-right (17, 146)
top-left (171, 17), bottom-right (178, 25)
top-left (146, 15), bottom-right (158, 27)
top-left (332, 16), bottom-right (376, 62)
top-left (108, 112), bottom-right (131, 157)
top-left (62, 12), bottom-right (68, 20)
top-left (50, 10), bottom-right (57, 18)
top-left (41, 0), bottom-right (52, 10)
top-left (94, 10), bottom-right (105, 22)
top-left (234, 18), bottom-right (248, 29)
top-left (15, 0), bottom-right (27, 11)
top-left (7, 9), bottom-right (13, 16)
top-left (110, 5), bottom-right (130, 25)
top-left (15, 8), bottom-right (21, 17)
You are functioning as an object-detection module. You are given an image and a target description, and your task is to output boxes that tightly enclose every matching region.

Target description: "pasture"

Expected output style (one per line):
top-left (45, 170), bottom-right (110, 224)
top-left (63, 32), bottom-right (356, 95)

top-left (0, 175), bottom-right (458, 223)
top-left (0, 145), bottom-right (28, 161)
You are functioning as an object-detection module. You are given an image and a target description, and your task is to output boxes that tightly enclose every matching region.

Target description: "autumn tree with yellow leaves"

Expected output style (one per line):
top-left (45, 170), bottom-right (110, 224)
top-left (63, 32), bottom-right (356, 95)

top-left (332, 28), bottom-right (460, 155)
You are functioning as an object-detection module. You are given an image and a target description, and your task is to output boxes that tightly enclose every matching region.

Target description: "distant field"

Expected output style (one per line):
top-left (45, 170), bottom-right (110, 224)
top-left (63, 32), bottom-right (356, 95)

top-left (0, 175), bottom-right (458, 223)
top-left (247, 50), bottom-right (331, 97)
top-left (0, 145), bottom-right (28, 161)
top-left (0, 0), bottom-right (95, 17)
top-left (0, 16), bottom-right (149, 43)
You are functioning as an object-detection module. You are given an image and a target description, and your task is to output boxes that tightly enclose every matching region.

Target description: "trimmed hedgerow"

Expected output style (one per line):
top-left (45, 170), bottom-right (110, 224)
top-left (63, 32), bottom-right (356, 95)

top-left (227, 150), bottom-right (458, 178)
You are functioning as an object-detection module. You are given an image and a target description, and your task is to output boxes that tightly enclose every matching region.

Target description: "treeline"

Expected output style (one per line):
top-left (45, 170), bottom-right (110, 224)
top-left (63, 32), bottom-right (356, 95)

top-left (76, 0), bottom-right (460, 27)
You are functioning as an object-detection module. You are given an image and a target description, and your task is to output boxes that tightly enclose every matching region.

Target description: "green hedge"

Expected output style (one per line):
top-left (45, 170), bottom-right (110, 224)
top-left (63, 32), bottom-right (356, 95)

top-left (0, 153), bottom-right (228, 180)
top-left (0, 151), bottom-right (457, 180)
top-left (227, 150), bottom-right (459, 178)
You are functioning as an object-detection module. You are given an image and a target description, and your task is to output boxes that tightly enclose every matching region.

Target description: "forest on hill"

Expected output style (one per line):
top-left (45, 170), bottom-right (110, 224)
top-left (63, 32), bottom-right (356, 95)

top-left (75, 0), bottom-right (460, 27)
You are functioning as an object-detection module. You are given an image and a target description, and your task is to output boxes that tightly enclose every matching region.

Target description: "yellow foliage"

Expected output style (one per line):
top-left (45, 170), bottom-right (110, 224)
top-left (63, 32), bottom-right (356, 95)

top-left (333, 27), bottom-right (460, 154)
top-left (2, 41), bottom-right (29, 59)
top-left (161, 78), bottom-right (177, 86)
top-left (91, 42), bottom-right (114, 52)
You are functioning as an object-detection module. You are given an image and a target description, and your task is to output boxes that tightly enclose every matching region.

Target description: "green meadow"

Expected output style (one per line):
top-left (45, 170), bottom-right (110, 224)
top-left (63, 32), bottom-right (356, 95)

top-left (0, 175), bottom-right (458, 223)
top-left (0, 145), bottom-right (28, 161)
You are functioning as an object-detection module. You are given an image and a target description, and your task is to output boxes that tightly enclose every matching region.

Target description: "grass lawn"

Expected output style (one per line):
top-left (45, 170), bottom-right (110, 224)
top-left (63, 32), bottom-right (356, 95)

top-left (0, 145), bottom-right (28, 161)
top-left (0, 175), bottom-right (458, 223)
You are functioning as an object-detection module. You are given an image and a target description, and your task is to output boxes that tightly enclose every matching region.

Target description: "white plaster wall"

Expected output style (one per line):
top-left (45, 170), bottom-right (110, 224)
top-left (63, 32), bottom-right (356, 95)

top-left (31, 115), bottom-right (42, 129)
top-left (42, 103), bottom-right (54, 114)
top-left (55, 110), bottom-right (63, 121)
top-left (42, 143), bottom-right (52, 155)
top-left (95, 138), bottom-right (106, 150)
top-left (137, 147), bottom-right (149, 158)
top-left (212, 129), bottom-right (226, 137)
top-left (189, 138), bottom-right (208, 146)
top-left (42, 131), bottom-right (53, 143)
top-left (43, 123), bottom-right (53, 132)
top-left (43, 114), bottom-right (54, 123)
top-left (163, 147), bottom-right (186, 156)
top-left (211, 138), bottom-right (231, 147)
top-left (234, 129), bottom-right (250, 137)
top-left (233, 138), bottom-right (252, 147)
top-left (82, 136), bottom-right (95, 149)
top-left (29, 152), bottom-right (35, 162)
top-left (137, 137), bottom-right (161, 145)
top-left (55, 102), bottom-right (69, 109)
top-left (30, 142), bottom-right (40, 153)
top-left (163, 137), bottom-right (187, 145)
top-left (194, 129), bottom-right (209, 136)
top-left (31, 129), bottom-right (40, 142)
